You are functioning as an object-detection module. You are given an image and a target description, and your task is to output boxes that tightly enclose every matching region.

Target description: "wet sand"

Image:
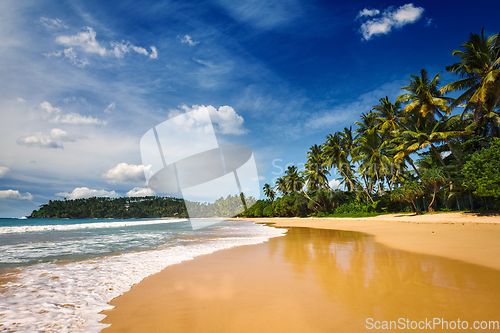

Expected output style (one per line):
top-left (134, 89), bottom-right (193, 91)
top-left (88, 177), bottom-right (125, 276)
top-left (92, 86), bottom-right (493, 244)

top-left (101, 213), bottom-right (500, 332)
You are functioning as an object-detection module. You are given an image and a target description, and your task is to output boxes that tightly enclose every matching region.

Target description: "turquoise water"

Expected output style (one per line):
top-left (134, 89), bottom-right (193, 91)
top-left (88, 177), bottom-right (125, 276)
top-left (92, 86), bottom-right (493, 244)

top-left (0, 217), bottom-right (285, 332)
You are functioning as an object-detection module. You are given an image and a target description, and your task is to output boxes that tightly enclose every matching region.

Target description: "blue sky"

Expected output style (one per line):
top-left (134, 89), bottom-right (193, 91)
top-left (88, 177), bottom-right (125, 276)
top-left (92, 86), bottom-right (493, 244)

top-left (0, 0), bottom-right (499, 217)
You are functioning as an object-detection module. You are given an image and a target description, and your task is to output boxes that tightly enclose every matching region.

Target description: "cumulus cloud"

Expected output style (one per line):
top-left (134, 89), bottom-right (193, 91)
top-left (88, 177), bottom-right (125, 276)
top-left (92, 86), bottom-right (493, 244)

top-left (357, 8), bottom-right (380, 18)
top-left (0, 190), bottom-right (33, 200)
top-left (358, 3), bottom-right (424, 40)
top-left (172, 105), bottom-right (248, 135)
top-left (40, 17), bottom-right (68, 30)
top-left (40, 101), bottom-right (107, 125)
top-left (17, 97), bottom-right (26, 103)
top-left (0, 167), bottom-right (10, 177)
top-left (102, 163), bottom-right (151, 184)
top-left (17, 128), bottom-right (81, 149)
top-left (126, 187), bottom-right (156, 197)
top-left (180, 35), bottom-right (199, 46)
top-left (56, 187), bottom-right (118, 199)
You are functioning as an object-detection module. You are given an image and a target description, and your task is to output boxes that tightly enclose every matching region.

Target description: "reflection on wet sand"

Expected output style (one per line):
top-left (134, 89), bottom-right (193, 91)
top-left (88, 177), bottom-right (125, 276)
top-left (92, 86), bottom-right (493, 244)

top-left (101, 226), bottom-right (500, 332)
top-left (279, 227), bottom-right (500, 325)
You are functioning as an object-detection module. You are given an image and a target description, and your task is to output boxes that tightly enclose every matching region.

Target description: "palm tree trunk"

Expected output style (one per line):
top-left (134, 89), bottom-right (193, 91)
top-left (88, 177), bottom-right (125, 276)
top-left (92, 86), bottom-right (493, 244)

top-left (430, 143), bottom-right (452, 191)
top-left (375, 169), bottom-right (382, 196)
top-left (428, 188), bottom-right (437, 212)
top-left (445, 138), bottom-right (463, 167)
top-left (405, 156), bottom-right (421, 179)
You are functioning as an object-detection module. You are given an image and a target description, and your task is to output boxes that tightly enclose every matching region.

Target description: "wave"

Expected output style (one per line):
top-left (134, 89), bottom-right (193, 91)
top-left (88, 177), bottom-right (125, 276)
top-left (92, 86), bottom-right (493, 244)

top-left (0, 222), bottom-right (287, 333)
top-left (0, 218), bottom-right (188, 234)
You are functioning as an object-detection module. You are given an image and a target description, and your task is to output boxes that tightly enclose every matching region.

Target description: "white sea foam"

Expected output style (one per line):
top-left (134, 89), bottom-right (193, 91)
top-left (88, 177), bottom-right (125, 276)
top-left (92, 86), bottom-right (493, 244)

top-left (0, 222), bottom-right (286, 333)
top-left (0, 218), bottom-right (187, 234)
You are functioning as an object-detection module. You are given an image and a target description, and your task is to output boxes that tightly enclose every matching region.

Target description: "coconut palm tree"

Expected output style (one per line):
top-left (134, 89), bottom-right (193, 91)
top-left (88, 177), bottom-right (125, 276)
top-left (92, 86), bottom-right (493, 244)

top-left (354, 112), bottom-right (379, 136)
top-left (263, 183), bottom-right (275, 202)
top-left (372, 96), bottom-right (404, 136)
top-left (322, 132), bottom-right (355, 191)
top-left (275, 177), bottom-right (288, 196)
top-left (397, 69), bottom-right (452, 125)
top-left (440, 29), bottom-right (500, 125)
top-left (353, 131), bottom-right (393, 195)
top-left (284, 165), bottom-right (304, 193)
top-left (303, 145), bottom-right (330, 191)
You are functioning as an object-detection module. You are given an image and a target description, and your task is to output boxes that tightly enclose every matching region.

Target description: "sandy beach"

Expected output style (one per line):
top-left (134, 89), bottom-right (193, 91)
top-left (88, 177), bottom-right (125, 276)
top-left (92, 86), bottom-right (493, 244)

top-left (101, 212), bottom-right (500, 332)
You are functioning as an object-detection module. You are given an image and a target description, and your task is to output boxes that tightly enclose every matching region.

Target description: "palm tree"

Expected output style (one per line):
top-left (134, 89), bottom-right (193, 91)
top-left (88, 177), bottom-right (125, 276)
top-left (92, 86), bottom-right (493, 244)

top-left (263, 183), bottom-right (275, 202)
top-left (302, 145), bottom-right (330, 191)
top-left (372, 96), bottom-right (403, 136)
top-left (322, 132), bottom-right (355, 191)
top-left (354, 112), bottom-right (379, 136)
top-left (397, 69), bottom-right (452, 125)
top-left (284, 165), bottom-right (304, 193)
top-left (353, 131), bottom-right (392, 195)
top-left (275, 177), bottom-right (288, 196)
top-left (440, 29), bottom-right (500, 125)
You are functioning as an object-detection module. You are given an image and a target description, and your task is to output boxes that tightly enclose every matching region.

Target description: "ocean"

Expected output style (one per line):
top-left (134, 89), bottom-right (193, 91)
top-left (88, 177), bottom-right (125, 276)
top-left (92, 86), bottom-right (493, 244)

top-left (0, 217), bottom-right (286, 332)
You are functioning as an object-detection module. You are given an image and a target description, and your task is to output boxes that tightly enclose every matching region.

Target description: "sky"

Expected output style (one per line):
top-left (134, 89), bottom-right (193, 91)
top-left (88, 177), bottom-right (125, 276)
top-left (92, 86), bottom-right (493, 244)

top-left (0, 0), bottom-right (499, 217)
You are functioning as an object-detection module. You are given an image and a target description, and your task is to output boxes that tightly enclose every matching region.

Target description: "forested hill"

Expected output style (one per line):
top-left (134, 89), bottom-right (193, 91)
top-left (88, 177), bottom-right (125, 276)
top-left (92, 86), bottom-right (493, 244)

top-left (29, 196), bottom-right (188, 219)
top-left (29, 194), bottom-right (255, 219)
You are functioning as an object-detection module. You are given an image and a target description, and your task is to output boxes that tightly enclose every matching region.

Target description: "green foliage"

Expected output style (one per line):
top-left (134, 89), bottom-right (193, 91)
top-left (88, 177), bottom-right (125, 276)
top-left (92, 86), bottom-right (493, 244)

top-left (30, 196), bottom-right (187, 219)
top-left (462, 138), bottom-right (500, 197)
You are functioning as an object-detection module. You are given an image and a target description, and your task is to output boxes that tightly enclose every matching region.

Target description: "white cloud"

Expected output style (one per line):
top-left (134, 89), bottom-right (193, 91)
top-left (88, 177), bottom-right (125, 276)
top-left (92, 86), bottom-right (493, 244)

top-left (17, 97), bottom-right (26, 103)
top-left (126, 187), bottom-right (156, 197)
top-left (172, 105), bottom-right (248, 135)
top-left (56, 187), bottom-right (118, 199)
top-left (56, 27), bottom-right (107, 56)
top-left (17, 128), bottom-right (81, 149)
top-left (357, 8), bottom-right (380, 18)
top-left (104, 102), bottom-right (115, 113)
top-left (44, 51), bottom-right (62, 57)
top-left (62, 47), bottom-right (90, 67)
top-left (180, 35), bottom-right (199, 46)
top-left (359, 3), bottom-right (424, 40)
top-left (40, 17), bottom-right (68, 30)
top-left (40, 101), bottom-right (107, 125)
top-left (103, 163), bottom-right (151, 184)
top-left (150, 46), bottom-right (158, 59)
top-left (0, 166), bottom-right (10, 177)
top-left (329, 179), bottom-right (340, 190)
top-left (110, 41), bottom-right (151, 58)
top-left (0, 190), bottom-right (33, 200)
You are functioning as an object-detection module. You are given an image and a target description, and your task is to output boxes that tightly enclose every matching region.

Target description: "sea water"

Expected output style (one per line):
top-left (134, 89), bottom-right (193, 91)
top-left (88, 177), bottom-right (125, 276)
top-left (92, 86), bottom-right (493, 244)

top-left (0, 218), bottom-right (286, 332)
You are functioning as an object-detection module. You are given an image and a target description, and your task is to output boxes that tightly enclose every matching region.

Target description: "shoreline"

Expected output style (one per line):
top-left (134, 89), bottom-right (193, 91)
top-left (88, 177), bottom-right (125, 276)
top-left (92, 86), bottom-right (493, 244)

top-left (100, 213), bottom-right (500, 332)
top-left (241, 212), bottom-right (500, 271)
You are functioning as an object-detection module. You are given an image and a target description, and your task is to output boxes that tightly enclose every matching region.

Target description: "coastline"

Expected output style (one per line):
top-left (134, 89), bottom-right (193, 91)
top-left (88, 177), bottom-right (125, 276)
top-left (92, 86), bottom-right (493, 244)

top-left (244, 212), bottom-right (500, 271)
top-left (100, 212), bottom-right (500, 332)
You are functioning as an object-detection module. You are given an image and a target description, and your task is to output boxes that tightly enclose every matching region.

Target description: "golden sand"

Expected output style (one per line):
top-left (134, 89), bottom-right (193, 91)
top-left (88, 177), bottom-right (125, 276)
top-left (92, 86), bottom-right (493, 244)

top-left (101, 213), bottom-right (500, 332)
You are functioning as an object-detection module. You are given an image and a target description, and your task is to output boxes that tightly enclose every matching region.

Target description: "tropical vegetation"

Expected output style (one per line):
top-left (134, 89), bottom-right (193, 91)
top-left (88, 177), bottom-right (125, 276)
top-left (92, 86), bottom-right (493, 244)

top-left (245, 29), bottom-right (500, 217)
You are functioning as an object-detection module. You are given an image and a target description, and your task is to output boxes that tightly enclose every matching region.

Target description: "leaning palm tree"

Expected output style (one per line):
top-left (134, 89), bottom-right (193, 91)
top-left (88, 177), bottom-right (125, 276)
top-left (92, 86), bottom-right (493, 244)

top-left (263, 183), bottom-right (275, 202)
top-left (397, 69), bottom-right (452, 125)
top-left (440, 29), bottom-right (500, 125)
